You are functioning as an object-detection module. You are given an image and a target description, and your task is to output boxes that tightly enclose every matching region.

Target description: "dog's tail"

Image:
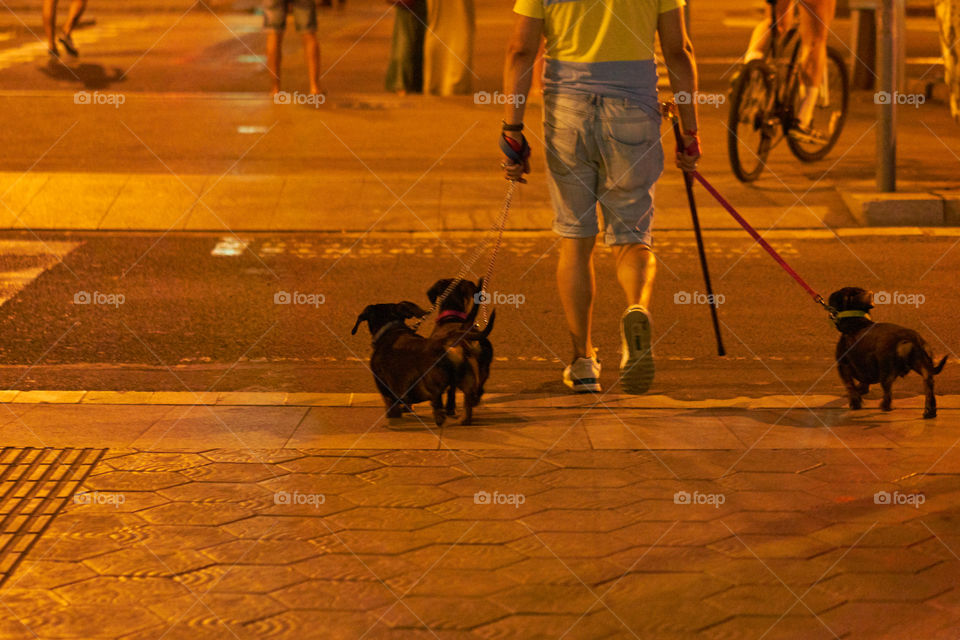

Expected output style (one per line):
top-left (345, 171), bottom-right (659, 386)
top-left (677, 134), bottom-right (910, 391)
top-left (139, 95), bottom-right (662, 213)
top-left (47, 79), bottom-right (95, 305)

top-left (479, 309), bottom-right (495, 339)
top-left (933, 355), bottom-right (948, 375)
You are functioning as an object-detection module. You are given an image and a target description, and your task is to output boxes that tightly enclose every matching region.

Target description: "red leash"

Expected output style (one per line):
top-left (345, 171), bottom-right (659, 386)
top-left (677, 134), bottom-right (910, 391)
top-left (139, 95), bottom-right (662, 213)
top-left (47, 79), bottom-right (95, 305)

top-left (690, 170), bottom-right (831, 311)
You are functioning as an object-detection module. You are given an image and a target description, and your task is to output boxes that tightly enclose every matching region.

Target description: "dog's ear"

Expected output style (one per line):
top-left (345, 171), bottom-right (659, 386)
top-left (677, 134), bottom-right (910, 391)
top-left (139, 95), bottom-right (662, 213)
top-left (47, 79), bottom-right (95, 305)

top-left (351, 307), bottom-right (372, 335)
top-left (398, 301), bottom-right (430, 319)
top-left (857, 290), bottom-right (874, 309)
top-left (427, 279), bottom-right (451, 304)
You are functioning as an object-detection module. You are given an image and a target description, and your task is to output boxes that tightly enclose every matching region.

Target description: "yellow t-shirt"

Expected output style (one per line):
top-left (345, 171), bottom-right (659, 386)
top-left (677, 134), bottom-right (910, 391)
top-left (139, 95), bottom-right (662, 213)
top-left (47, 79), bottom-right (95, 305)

top-left (513, 0), bottom-right (685, 110)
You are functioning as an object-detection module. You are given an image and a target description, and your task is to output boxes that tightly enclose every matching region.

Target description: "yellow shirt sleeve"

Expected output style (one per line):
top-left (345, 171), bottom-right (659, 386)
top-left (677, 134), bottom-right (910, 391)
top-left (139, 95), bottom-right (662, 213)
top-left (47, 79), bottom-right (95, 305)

top-left (659, 0), bottom-right (685, 14)
top-left (513, 0), bottom-right (544, 19)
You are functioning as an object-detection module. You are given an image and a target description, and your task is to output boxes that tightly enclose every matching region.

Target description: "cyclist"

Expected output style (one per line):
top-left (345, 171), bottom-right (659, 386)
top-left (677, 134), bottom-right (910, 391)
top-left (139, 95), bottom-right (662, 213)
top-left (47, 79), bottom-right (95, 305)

top-left (744, 0), bottom-right (837, 140)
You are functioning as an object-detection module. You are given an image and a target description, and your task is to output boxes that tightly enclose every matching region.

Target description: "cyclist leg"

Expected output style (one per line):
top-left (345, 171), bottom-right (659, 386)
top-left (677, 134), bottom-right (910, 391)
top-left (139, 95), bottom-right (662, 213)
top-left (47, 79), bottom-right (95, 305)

top-left (796, 0), bottom-right (836, 127)
top-left (745, 0), bottom-right (795, 62)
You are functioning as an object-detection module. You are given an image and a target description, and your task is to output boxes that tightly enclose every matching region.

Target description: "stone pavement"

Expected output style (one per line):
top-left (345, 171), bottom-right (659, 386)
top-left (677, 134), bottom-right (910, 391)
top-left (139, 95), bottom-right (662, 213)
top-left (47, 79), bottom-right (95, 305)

top-left (1, 395), bottom-right (960, 638)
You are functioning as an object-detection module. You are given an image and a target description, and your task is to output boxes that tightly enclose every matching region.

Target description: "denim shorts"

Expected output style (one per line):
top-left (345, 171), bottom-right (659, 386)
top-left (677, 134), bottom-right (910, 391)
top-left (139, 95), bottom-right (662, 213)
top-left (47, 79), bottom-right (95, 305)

top-left (542, 92), bottom-right (664, 246)
top-left (263, 0), bottom-right (317, 32)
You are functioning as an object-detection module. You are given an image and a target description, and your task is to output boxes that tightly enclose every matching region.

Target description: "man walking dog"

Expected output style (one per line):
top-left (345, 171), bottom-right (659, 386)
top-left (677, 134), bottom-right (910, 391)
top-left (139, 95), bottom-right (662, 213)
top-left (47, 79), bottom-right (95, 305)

top-left (501, 0), bottom-right (701, 394)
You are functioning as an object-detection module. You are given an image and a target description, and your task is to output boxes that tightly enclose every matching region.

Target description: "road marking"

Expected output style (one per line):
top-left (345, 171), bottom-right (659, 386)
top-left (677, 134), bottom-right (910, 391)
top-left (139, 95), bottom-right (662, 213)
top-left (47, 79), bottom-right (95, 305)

top-left (0, 240), bottom-right (80, 306)
top-left (211, 236), bottom-right (250, 256)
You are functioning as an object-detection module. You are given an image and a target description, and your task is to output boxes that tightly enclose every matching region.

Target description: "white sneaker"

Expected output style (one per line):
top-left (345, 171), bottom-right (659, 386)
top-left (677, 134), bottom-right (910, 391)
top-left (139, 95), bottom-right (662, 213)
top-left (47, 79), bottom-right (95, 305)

top-left (562, 355), bottom-right (601, 393)
top-left (620, 305), bottom-right (654, 394)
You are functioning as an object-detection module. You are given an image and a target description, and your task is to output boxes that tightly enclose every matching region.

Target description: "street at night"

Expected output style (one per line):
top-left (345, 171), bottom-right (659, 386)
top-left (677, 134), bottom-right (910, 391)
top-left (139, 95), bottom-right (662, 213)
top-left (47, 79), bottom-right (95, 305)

top-left (1, 0), bottom-right (960, 638)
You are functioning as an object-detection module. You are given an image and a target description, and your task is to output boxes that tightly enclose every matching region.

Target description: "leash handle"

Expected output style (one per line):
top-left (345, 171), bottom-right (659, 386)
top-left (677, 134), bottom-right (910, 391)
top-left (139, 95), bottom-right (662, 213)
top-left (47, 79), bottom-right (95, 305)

top-left (500, 133), bottom-right (530, 166)
top-left (690, 170), bottom-right (824, 303)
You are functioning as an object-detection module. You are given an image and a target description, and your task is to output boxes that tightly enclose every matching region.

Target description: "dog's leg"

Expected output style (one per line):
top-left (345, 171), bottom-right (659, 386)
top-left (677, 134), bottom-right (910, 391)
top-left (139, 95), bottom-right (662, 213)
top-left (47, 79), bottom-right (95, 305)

top-left (922, 368), bottom-right (938, 419)
top-left (838, 361), bottom-right (863, 410)
top-left (385, 398), bottom-right (404, 419)
top-left (879, 373), bottom-right (895, 412)
top-left (431, 394), bottom-right (446, 427)
top-left (445, 387), bottom-right (457, 417)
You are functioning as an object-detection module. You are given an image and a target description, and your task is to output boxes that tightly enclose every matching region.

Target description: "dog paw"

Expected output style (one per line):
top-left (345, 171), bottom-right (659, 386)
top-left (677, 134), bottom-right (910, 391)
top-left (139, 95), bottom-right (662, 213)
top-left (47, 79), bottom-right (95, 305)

top-left (923, 410), bottom-right (937, 419)
top-left (880, 404), bottom-right (892, 412)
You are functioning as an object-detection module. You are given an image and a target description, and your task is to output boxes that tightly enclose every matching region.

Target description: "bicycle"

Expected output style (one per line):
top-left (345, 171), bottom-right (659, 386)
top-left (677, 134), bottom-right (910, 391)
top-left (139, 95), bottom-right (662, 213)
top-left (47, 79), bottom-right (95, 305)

top-left (727, 7), bottom-right (849, 182)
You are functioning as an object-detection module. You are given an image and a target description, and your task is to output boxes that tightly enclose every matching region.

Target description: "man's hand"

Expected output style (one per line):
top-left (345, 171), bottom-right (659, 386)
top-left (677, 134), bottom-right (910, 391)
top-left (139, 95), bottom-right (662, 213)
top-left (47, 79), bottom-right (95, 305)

top-left (676, 130), bottom-right (701, 173)
top-left (501, 131), bottom-right (531, 183)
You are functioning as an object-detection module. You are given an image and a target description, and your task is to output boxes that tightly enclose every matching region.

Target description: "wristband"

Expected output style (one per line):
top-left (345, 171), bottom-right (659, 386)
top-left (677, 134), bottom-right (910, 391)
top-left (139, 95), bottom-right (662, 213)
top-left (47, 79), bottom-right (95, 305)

top-left (501, 121), bottom-right (524, 132)
top-left (679, 129), bottom-right (701, 157)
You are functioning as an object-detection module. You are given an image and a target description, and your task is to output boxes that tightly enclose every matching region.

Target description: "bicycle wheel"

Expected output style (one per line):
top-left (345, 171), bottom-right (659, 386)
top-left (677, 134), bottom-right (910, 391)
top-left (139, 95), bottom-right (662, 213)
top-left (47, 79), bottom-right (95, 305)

top-left (727, 60), bottom-right (775, 183)
top-left (786, 46), bottom-right (848, 162)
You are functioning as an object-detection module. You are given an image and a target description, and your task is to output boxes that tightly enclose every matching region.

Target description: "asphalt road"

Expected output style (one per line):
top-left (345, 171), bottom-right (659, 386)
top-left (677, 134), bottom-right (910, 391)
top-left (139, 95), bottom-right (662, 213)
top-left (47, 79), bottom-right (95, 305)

top-left (0, 230), bottom-right (956, 400)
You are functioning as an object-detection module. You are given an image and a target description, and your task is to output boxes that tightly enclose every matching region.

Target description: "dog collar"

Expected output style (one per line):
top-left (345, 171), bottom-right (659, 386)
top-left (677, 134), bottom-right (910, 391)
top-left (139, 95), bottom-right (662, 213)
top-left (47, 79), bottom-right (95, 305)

top-left (836, 310), bottom-right (871, 320)
top-left (437, 310), bottom-right (468, 324)
top-left (371, 320), bottom-right (406, 345)
top-left (832, 309), bottom-right (871, 328)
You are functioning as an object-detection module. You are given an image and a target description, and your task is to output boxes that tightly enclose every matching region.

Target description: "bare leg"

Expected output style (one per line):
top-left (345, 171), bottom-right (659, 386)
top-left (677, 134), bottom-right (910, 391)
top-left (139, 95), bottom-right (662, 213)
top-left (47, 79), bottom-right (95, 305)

top-left (43, 0), bottom-right (57, 51)
top-left (266, 30), bottom-right (283, 94)
top-left (611, 244), bottom-right (656, 309)
top-left (557, 236), bottom-right (596, 361)
top-left (63, 0), bottom-right (87, 36)
top-left (302, 32), bottom-right (321, 95)
top-left (797, 0), bottom-right (834, 125)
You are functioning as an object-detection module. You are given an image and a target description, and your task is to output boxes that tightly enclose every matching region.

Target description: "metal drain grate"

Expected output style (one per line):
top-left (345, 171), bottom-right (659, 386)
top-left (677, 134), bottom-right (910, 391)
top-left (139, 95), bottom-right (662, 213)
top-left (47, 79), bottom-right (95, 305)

top-left (0, 447), bottom-right (105, 587)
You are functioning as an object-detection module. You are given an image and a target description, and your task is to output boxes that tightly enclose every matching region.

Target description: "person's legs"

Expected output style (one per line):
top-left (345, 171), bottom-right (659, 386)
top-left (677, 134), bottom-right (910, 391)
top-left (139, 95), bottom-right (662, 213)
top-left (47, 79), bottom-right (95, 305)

top-left (302, 33), bottom-right (320, 94)
top-left (63, 0), bottom-right (87, 36)
top-left (796, 0), bottom-right (835, 126)
top-left (43, 0), bottom-right (58, 52)
top-left (612, 243), bottom-right (656, 309)
top-left (266, 30), bottom-right (283, 94)
top-left (293, 0), bottom-right (320, 94)
top-left (557, 236), bottom-right (597, 362)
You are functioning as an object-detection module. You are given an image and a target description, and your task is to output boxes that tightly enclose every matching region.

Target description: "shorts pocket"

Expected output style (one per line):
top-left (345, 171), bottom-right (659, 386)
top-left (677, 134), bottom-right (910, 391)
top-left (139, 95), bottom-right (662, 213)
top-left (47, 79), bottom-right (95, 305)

top-left (543, 120), bottom-right (582, 179)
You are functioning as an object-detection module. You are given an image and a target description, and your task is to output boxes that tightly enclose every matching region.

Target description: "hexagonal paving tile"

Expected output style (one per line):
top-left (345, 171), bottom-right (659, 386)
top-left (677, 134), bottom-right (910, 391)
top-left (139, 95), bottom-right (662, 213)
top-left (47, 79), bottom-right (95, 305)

top-left (327, 507), bottom-right (443, 531)
top-left (147, 592), bottom-right (286, 625)
top-left (507, 531), bottom-right (634, 559)
top-left (400, 544), bottom-right (525, 571)
top-left (293, 553), bottom-right (419, 581)
top-left (271, 579), bottom-right (397, 610)
top-left (488, 584), bottom-right (598, 615)
top-left (520, 508), bottom-right (637, 533)
top-left (200, 539), bottom-right (319, 565)
top-left (82, 548), bottom-right (214, 577)
top-left (340, 484), bottom-right (457, 508)
top-left (373, 451), bottom-right (477, 467)
top-left (708, 534), bottom-right (836, 559)
top-left (157, 481), bottom-right (271, 504)
top-left (279, 456), bottom-right (382, 475)
top-left (130, 525), bottom-right (238, 555)
top-left (537, 468), bottom-right (639, 488)
top-left (387, 568), bottom-right (518, 598)
top-left (137, 501), bottom-right (254, 526)
top-left (20, 604), bottom-right (161, 638)
top-left (221, 515), bottom-right (340, 541)
top-left (360, 466), bottom-right (468, 486)
top-left (83, 470), bottom-right (190, 492)
top-left (473, 612), bottom-right (622, 640)
top-left (106, 452), bottom-right (209, 472)
top-left (5, 560), bottom-right (98, 590)
top-left (201, 449), bottom-right (303, 464)
top-left (496, 557), bottom-right (628, 587)
top-left (377, 596), bottom-right (509, 630)
top-left (175, 564), bottom-right (306, 594)
top-left (181, 462), bottom-right (281, 483)
top-left (54, 575), bottom-right (188, 605)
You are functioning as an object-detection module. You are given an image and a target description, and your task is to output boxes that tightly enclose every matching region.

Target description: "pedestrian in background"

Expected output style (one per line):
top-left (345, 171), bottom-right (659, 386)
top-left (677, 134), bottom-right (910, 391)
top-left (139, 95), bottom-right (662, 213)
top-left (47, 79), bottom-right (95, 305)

top-left (43, 0), bottom-right (87, 58)
top-left (263, 0), bottom-right (322, 95)
top-left (423, 0), bottom-right (474, 95)
top-left (386, 0), bottom-right (427, 95)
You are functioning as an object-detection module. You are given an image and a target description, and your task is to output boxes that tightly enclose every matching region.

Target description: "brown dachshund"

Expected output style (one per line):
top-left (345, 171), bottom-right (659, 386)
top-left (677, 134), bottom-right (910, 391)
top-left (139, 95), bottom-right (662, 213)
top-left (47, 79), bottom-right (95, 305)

top-left (829, 287), bottom-right (946, 418)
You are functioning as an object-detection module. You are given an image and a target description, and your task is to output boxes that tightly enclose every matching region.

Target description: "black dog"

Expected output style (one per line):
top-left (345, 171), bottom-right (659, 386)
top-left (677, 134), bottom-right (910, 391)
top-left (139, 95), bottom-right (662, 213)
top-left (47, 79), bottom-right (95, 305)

top-left (426, 277), bottom-right (495, 420)
top-left (829, 287), bottom-right (947, 418)
top-left (352, 301), bottom-right (480, 426)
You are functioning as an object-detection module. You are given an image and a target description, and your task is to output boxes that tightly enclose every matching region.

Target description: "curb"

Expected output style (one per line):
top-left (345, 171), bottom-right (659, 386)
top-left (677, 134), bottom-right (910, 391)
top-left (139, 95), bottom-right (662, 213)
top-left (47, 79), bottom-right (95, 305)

top-left (3, 390), bottom-right (960, 410)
